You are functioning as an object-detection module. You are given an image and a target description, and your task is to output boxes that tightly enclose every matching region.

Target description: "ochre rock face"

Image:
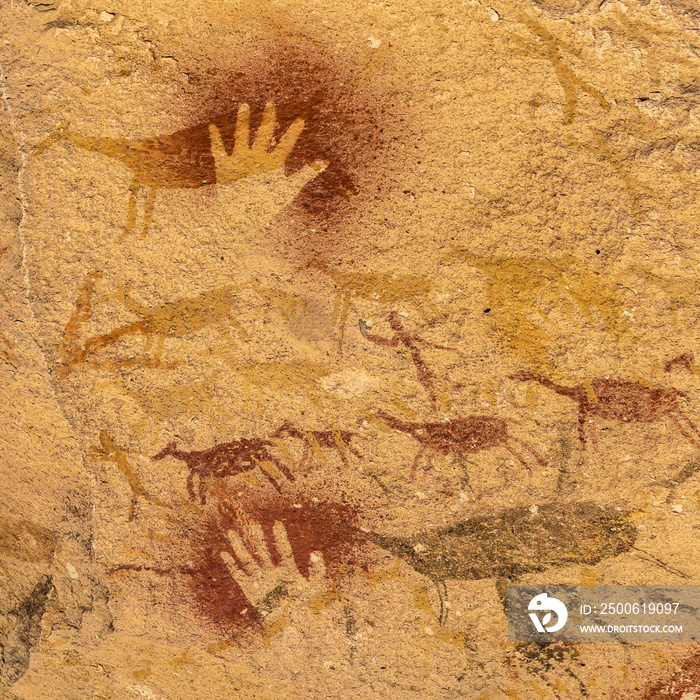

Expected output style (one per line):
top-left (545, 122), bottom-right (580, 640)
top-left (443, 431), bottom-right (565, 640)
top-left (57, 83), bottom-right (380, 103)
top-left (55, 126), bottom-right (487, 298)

top-left (3, 0), bottom-right (700, 697)
top-left (530, 0), bottom-right (588, 17)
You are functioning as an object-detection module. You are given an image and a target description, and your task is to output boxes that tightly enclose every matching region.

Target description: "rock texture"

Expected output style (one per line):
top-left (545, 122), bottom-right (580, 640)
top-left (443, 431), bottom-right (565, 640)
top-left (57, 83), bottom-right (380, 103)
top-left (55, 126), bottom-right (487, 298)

top-left (2, 0), bottom-right (700, 697)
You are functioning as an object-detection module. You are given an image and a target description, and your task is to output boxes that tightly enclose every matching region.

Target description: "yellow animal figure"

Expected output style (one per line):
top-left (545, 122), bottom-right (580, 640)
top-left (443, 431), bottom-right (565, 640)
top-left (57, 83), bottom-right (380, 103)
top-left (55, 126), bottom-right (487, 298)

top-left (216, 353), bottom-right (336, 414)
top-left (248, 281), bottom-right (308, 324)
top-left (89, 430), bottom-right (171, 521)
top-left (34, 102), bottom-right (309, 237)
top-left (507, 14), bottom-right (609, 125)
top-left (82, 283), bottom-right (247, 364)
top-left (56, 269), bottom-right (103, 379)
top-left (305, 258), bottom-right (435, 350)
top-left (444, 249), bottom-right (635, 378)
top-left (95, 376), bottom-right (230, 442)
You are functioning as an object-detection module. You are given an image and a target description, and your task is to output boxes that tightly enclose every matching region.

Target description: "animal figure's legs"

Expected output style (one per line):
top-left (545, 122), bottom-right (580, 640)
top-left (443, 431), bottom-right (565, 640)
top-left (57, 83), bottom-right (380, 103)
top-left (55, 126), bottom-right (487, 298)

top-left (186, 472), bottom-right (197, 502)
top-left (0, 331), bottom-right (15, 363)
top-left (299, 444), bottom-right (313, 472)
top-left (331, 430), bottom-right (362, 465)
top-left (669, 412), bottom-right (700, 450)
top-left (676, 410), bottom-right (700, 442)
top-left (509, 434), bottom-right (546, 466)
top-left (141, 187), bottom-right (156, 238)
top-left (124, 179), bottom-right (141, 237)
top-left (577, 408), bottom-right (593, 447)
top-left (410, 446), bottom-right (426, 480)
top-left (254, 462), bottom-right (284, 493)
top-left (270, 456), bottom-right (295, 482)
top-left (503, 442), bottom-right (532, 473)
top-left (198, 474), bottom-right (208, 505)
top-left (334, 293), bottom-right (352, 353)
top-left (303, 432), bottom-right (325, 465)
top-left (347, 443), bottom-right (363, 459)
top-left (333, 444), bottom-right (350, 467)
top-left (152, 335), bottom-right (165, 362)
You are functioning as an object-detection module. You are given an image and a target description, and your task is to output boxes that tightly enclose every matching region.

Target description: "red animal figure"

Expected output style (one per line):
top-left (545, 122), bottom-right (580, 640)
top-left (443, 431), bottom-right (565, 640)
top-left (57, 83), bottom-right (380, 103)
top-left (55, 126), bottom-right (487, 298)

top-left (360, 312), bottom-right (458, 412)
top-left (375, 409), bottom-right (545, 479)
top-left (510, 371), bottom-right (700, 448)
top-left (272, 420), bottom-right (362, 469)
top-left (152, 438), bottom-right (295, 504)
top-left (665, 353), bottom-right (697, 375)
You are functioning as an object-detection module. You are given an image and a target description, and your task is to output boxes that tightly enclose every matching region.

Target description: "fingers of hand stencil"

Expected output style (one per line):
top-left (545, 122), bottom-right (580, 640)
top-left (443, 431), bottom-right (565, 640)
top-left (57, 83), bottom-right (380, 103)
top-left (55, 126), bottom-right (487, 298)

top-left (208, 124), bottom-right (228, 162)
top-left (309, 551), bottom-right (326, 582)
top-left (234, 103), bottom-right (251, 152)
top-left (220, 550), bottom-right (248, 587)
top-left (253, 103), bottom-right (277, 152)
top-left (272, 521), bottom-right (296, 567)
top-left (225, 529), bottom-right (257, 571)
top-left (274, 118), bottom-right (305, 160)
top-left (249, 522), bottom-right (272, 566)
top-left (290, 163), bottom-right (326, 190)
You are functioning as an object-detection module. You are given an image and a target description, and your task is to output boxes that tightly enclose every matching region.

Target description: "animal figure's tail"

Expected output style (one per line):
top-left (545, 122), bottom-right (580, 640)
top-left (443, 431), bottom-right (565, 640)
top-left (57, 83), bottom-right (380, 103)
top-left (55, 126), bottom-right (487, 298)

top-left (374, 409), bottom-right (415, 435)
top-left (508, 371), bottom-right (582, 401)
top-left (34, 123), bottom-right (70, 156)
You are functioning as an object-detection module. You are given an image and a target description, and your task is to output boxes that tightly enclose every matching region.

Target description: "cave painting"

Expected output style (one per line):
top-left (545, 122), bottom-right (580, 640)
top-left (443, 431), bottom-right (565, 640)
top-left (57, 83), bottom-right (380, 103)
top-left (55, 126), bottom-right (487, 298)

top-left (110, 492), bottom-right (370, 642)
top-left (272, 420), bottom-right (362, 470)
top-left (0, 575), bottom-right (53, 685)
top-left (214, 355), bottom-right (338, 414)
top-left (443, 249), bottom-right (636, 376)
top-left (90, 430), bottom-right (172, 521)
top-left (57, 266), bottom-right (319, 381)
top-left (305, 259), bottom-right (436, 351)
top-left (152, 437), bottom-right (296, 505)
top-left (374, 409), bottom-right (545, 479)
top-left (510, 371), bottom-right (700, 448)
top-left (57, 271), bottom-right (186, 378)
top-left (94, 376), bottom-right (230, 442)
top-left (220, 520), bottom-right (327, 611)
top-left (370, 502), bottom-right (636, 622)
top-left (35, 102), bottom-right (325, 237)
top-left (360, 311), bottom-right (458, 412)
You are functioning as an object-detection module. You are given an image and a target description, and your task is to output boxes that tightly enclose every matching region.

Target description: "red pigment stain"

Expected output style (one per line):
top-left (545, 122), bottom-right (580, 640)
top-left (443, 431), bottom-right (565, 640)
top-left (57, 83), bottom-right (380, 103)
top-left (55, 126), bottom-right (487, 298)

top-left (175, 34), bottom-right (407, 262)
top-left (641, 651), bottom-right (700, 699)
top-left (177, 492), bottom-right (371, 639)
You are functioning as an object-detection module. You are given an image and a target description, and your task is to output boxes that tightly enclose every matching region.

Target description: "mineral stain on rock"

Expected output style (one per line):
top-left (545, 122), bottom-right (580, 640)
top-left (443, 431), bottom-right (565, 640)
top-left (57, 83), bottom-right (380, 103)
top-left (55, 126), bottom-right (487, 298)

top-left (0, 575), bottom-right (53, 686)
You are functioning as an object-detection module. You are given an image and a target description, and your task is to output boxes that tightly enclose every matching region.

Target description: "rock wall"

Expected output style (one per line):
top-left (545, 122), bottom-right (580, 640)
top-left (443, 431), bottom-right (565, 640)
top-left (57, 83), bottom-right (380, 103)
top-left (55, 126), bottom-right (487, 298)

top-left (2, 0), bottom-right (700, 697)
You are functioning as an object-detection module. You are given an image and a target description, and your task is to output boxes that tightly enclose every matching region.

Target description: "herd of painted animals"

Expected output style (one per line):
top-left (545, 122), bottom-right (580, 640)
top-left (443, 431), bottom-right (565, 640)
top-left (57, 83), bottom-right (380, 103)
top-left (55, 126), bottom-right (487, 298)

top-left (3, 86), bottom-right (699, 696)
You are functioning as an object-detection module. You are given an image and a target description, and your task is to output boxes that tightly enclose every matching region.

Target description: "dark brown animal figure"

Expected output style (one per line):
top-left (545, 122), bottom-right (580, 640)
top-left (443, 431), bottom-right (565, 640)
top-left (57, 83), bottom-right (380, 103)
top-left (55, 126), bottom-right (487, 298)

top-left (152, 438), bottom-right (294, 504)
top-left (375, 409), bottom-right (545, 479)
top-left (360, 312), bottom-right (457, 412)
top-left (272, 420), bottom-right (362, 469)
top-left (510, 371), bottom-right (700, 448)
top-left (368, 502), bottom-right (636, 623)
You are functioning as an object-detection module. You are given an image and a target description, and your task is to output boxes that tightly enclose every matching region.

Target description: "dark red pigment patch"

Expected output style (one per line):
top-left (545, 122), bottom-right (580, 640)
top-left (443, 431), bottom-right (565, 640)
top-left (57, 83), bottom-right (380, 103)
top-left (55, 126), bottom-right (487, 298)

top-left (178, 492), bottom-right (371, 640)
top-left (173, 35), bottom-right (407, 262)
top-left (640, 651), bottom-right (700, 698)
